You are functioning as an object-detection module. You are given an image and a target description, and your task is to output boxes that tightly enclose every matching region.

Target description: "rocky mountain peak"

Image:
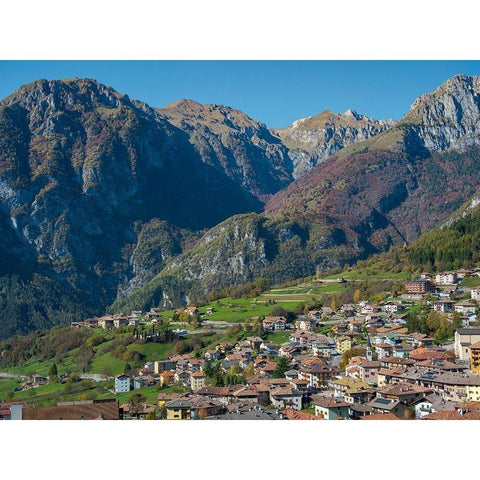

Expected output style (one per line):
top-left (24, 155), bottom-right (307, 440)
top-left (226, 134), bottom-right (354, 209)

top-left (344, 108), bottom-right (362, 120)
top-left (0, 78), bottom-right (144, 139)
top-left (160, 98), bottom-right (266, 131)
top-left (157, 99), bottom-right (293, 198)
top-left (162, 98), bottom-right (204, 113)
top-left (401, 74), bottom-right (480, 152)
top-left (274, 108), bottom-right (395, 178)
top-left (2, 78), bottom-right (131, 112)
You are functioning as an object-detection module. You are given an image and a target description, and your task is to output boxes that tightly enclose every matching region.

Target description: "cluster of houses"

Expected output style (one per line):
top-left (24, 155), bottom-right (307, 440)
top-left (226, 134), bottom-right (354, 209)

top-left (8, 267), bottom-right (480, 420)
top-left (113, 354), bottom-right (209, 395)
top-left (98, 304), bottom-right (480, 420)
top-left (402, 270), bottom-right (480, 327)
top-left (70, 309), bottom-right (163, 329)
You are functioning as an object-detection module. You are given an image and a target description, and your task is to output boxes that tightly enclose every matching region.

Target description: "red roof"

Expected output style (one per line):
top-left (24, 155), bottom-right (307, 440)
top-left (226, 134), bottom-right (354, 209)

top-left (409, 348), bottom-right (451, 361)
top-left (361, 412), bottom-right (399, 420)
top-left (282, 408), bottom-right (322, 420)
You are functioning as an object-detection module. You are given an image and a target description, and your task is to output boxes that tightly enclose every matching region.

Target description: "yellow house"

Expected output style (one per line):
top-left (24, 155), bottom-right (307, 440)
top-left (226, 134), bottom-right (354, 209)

top-left (466, 384), bottom-right (480, 402)
top-left (165, 399), bottom-right (192, 420)
top-left (470, 341), bottom-right (480, 376)
top-left (336, 336), bottom-right (352, 354)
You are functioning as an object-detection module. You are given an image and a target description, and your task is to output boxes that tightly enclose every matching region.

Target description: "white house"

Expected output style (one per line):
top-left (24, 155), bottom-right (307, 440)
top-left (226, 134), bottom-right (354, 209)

top-left (383, 302), bottom-right (404, 314)
top-left (454, 301), bottom-right (476, 315)
top-left (115, 374), bottom-right (131, 394)
top-left (434, 300), bottom-right (455, 313)
top-left (471, 287), bottom-right (480, 301)
top-left (263, 316), bottom-right (287, 332)
top-left (435, 272), bottom-right (458, 285)
top-left (190, 371), bottom-right (206, 391)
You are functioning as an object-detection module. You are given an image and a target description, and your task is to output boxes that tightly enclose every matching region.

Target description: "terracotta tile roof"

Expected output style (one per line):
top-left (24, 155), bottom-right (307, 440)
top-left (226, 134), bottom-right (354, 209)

top-left (21, 401), bottom-right (120, 420)
top-left (379, 382), bottom-right (431, 396)
top-left (189, 359), bottom-right (205, 365)
top-left (121, 403), bottom-right (156, 414)
top-left (226, 354), bottom-right (243, 361)
top-left (347, 357), bottom-right (365, 366)
top-left (382, 357), bottom-right (415, 366)
top-left (455, 401), bottom-right (480, 410)
top-left (377, 367), bottom-right (404, 376)
top-left (312, 396), bottom-right (350, 409)
top-left (195, 386), bottom-right (243, 396)
top-left (423, 410), bottom-right (480, 420)
top-left (409, 348), bottom-right (451, 361)
top-left (270, 386), bottom-right (302, 397)
top-left (262, 363), bottom-right (277, 372)
top-left (234, 385), bottom-right (269, 397)
top-left (157, 392), bottom-right (187, 401)
top-left (361, 412), bottom-right (399, 420)
top-left (282, 408), bottom-right (322, 420)
top-left (359, 361), bottom-right (381, 369)
top-left (263, 316), bottom-right (287, 323)
top-left (257, 378), bottom-right (291, 386)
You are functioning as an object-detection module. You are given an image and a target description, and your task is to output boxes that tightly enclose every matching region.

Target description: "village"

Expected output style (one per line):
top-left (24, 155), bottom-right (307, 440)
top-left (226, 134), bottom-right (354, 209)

top-left (2, 268), bottom-right (480, 420)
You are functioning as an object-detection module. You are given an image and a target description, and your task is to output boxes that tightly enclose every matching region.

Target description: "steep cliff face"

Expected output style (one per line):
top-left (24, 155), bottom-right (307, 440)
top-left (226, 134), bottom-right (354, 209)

top-left (158, 99), bottom-right (294, 199)
top-left (337, 74), bottom-right (480, 159)
top-left (274, 109), bottom-right (395, 178)
top-left (116, 75), bottom-right (480, 312)
top-left (111, 212), bottom-right (351, 313)
top-left (403, 74), bottom-right (480, 151)
top-left (0, 79), bottom-right (297, 335)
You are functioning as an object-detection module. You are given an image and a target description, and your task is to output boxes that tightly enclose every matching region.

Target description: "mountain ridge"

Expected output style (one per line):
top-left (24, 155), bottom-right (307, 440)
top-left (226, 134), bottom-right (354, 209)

top-left (273, 108), bottom-right (395, 178)
top-left (2, 74), bottom-right (480, 337)
top-left (113, 74), bottom-right (480, 313)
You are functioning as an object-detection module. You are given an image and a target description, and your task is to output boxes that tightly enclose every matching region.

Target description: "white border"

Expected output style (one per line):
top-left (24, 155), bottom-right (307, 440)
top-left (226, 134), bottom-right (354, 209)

top-left (0, 0), bottom-right (479, 60)
top-left (0, 1), bottom-right (478, 478)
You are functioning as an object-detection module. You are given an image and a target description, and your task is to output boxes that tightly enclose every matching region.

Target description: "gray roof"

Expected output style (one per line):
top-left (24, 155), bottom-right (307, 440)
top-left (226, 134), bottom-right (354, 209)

top-left (349, 403), bottom-right (373, 413)
top-left (367, 398), bottom-right (400, 411)
top-left (165, 399), bottom-right (193, 408)
top-left (207, 408), bottom-right (283, 420)
top-left (423, 393), bottom-right (457, 411)
top-left (456, 328), bottom-right (480, 335)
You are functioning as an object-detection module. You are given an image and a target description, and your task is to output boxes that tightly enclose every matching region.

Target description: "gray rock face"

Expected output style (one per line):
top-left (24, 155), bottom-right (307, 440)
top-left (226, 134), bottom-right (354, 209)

top-left (404, 74), bottom-right (480, 152)
top-left (274, 109), bottom-right (395, 178)
top-left (157, 99), bottom-right (294, 198)
top-left (165, 215), bottom-right (269, 288)
top-left (0, 79), bottom-right (289, 315)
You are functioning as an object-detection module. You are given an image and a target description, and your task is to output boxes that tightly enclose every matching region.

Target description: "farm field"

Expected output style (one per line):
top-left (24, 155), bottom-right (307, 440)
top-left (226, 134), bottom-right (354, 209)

top-left (162, 282), bottom-right (353, 326)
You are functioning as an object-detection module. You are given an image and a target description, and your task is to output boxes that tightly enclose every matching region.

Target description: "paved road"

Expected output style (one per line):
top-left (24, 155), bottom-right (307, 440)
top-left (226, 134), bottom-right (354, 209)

top-left (0, 372), bottom-right (26, 379)
top-left (79, 373), bottom-right (113, 381)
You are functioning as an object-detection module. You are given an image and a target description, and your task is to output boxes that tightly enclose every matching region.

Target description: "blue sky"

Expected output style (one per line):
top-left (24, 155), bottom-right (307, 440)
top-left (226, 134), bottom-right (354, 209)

top-left (1, 61), bottom-right (480, 128)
